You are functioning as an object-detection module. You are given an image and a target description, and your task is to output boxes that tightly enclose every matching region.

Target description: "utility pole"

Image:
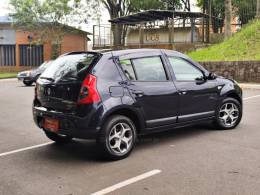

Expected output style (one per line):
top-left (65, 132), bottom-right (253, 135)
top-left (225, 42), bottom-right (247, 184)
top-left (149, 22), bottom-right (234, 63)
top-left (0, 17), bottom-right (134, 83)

top-left (257, 0), bottom-right (260, 18)
top-left (205, 0), bottom-right (211, 43)
top-left (224, 0), bottom-right (232, 39)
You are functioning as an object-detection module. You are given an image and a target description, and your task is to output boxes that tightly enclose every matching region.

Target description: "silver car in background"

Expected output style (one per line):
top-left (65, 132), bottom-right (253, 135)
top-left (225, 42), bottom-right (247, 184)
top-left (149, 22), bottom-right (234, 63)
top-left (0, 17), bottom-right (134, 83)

top-left (17, 61), bottom-right (53, 86)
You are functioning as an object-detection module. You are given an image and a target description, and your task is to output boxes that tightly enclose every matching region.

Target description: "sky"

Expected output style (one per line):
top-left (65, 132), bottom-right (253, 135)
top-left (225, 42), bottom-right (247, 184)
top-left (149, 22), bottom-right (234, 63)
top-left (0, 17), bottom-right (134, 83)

top-left (0, 0), bottom-right (108, 32)
top-left (0, 0), bottom-right (200, 33)
top-left (0, 0), bottom-right (10, 15)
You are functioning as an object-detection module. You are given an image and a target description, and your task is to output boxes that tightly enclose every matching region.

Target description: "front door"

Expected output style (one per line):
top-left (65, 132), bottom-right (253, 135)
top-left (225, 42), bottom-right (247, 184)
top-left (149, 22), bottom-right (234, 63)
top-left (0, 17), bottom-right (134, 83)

top-left (167, 56), bottom-right (218, 122)
top-left (119, 54), bottom-right (179, 128)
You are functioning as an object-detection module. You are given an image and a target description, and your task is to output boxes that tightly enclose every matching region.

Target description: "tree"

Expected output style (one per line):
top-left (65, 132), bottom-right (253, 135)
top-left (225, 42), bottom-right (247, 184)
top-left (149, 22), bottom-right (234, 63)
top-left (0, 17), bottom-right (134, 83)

top-left (257, 0), bottom-right (260, 18)
top-left (101, 0), bottom-right (190, 46)
top-left (10, 0), bottom-right (99, 58)
top-left (233, 0), bottom-right (256, 25)
top-left (224, 0), bottom-right (232, 38)
top-left (197, 0), bottom-right (225, 33)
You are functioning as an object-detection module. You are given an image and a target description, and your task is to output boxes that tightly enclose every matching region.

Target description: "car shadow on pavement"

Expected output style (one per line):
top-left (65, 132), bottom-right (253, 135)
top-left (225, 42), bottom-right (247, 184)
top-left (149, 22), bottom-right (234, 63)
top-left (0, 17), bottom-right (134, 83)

top-left (37, 123), bottom-right (216, 163)
top-left (41, 140), bottom-right (105, 162)
top-left (17, 84), bottom-right (35, 87)
top-left (137, 123), bottom-right (215, 146)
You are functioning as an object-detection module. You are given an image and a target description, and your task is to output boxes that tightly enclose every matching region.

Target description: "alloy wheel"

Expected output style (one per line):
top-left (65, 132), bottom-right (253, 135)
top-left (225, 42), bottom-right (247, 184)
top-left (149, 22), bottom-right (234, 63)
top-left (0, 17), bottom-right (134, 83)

top-left (108, 122), bottom-right (133, 155)
top-left (219, 103), bottom-right (239, 127)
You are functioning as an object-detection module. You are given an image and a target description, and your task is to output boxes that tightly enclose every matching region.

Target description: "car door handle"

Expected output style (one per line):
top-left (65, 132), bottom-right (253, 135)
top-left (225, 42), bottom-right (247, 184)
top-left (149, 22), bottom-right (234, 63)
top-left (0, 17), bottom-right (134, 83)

top-left (179, 89), bottom-right (188, 95)
top-left (132, 90), bottom-right (144, 97)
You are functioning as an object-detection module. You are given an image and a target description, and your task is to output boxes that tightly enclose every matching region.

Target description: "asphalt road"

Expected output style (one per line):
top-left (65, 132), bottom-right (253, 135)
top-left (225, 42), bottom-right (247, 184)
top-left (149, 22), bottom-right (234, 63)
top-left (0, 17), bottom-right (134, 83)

top-left (1, 79), bottom-right (260, 195)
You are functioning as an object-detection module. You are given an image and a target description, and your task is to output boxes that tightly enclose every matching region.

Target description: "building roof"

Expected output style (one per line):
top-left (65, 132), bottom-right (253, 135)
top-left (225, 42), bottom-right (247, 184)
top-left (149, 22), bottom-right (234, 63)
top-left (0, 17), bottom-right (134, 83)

top-left (109, 10), bottom-right (210, 25)
top-left (0, 16), bottom-right (13, 24)
top-left (0, 15), bottom-right (91, 35)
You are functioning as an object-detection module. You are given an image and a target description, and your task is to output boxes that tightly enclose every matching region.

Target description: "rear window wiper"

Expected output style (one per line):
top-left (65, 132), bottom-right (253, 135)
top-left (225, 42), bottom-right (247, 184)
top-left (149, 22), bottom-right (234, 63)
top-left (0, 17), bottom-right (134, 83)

top-left (59, 76), bottom-right (78, 82)
top-left (40, 77), bottom-right (55, 82)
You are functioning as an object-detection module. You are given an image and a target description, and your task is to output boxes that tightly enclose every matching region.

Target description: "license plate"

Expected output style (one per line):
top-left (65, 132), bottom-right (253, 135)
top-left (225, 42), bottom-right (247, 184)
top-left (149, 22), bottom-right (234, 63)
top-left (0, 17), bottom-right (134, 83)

top-left (43, 118), bottom-right (59, 132)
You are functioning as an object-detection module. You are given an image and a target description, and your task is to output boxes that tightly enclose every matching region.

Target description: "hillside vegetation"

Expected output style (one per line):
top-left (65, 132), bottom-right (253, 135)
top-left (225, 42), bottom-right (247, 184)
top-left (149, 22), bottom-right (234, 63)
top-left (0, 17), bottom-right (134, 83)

top-left (188, 20), bottom-right (260, 61)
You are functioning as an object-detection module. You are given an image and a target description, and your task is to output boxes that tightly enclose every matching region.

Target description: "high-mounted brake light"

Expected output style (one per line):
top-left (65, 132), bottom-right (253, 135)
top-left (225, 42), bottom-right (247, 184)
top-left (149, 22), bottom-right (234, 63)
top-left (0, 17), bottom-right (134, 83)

top-left (78, 74), bottom-right (101, 104)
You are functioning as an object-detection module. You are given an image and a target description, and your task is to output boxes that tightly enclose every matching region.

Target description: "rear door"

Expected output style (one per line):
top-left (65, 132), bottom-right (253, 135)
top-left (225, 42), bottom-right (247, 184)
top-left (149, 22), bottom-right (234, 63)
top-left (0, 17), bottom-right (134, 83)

top-left (166, 55), bottom-right (218, 122)
top-left (37, 53), bottom-right (100, 112)
top-left (118, 51), bottom-right (179, 128)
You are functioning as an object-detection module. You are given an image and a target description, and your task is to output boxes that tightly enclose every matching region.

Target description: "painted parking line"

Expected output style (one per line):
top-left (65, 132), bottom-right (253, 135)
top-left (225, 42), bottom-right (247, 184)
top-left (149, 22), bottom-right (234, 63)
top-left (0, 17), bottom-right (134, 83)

top-left (90, 169), bottom-right (162, 195)
top-left (243, 95), bottom-right (260, 100)
top-left (0, 142), bottom-right (53, 157)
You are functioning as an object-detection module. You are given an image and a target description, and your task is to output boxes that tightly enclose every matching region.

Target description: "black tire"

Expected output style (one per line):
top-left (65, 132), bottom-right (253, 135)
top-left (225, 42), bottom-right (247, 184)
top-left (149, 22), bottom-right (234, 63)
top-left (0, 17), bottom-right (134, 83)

top-left (45, 131), bottom-right (73, 144)
top-left (214, 97), bottom-right (242, 130)
top-left (23, 80), bottom-right (33, 86)
top-left (98, 115), bottom-right (137, 160)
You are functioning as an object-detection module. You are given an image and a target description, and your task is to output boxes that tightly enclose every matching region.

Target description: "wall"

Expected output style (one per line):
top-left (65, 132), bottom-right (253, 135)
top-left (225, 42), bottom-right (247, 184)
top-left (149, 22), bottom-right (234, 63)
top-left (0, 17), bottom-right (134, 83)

top-left (0, 28), bottom-right (88, 72)
top-left (200, 61), bottom-right (260, 83)
top-left (0, 29), bottom-right (16, 44)
top-left (61, 34), bottom-right (87, 54)
top-left (126, 27), bottom-right (200, 45)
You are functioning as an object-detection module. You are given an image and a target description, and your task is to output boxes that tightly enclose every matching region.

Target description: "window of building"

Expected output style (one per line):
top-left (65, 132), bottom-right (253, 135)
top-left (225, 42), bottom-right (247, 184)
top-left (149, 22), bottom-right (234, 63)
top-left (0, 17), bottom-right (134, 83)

top-left (0, 45), bottom-right (16, 66)
top-left (19, 45), bottom-right (44, 66)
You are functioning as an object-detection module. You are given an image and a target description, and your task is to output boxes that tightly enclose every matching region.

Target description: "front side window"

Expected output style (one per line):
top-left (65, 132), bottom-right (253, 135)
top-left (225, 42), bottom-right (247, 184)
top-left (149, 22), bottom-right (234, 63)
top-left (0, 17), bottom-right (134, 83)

top-left (168, 57), bottom-right (204, 81)
top-left (131, 56), bottom-right (167, 81)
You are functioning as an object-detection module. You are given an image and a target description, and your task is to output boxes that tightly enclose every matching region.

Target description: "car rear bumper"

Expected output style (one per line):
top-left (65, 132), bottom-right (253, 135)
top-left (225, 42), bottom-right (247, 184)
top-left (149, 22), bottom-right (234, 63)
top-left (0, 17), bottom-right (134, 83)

top-left (17, 76), bottom-right (34, 82)
top-left (33, 106), bottom-right (99, 139)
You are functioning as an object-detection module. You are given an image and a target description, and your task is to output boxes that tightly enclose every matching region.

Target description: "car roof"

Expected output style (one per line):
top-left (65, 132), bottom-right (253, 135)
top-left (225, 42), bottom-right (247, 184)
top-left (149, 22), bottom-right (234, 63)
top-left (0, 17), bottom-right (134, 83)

top-left (61, 49), bottom-right (196, 66)
top-left (62, 49), bottom-right (190, 59)
top-left (57, 49), bottom-right (207, 73)
top-left (102, 48), bottom-right (190, 59)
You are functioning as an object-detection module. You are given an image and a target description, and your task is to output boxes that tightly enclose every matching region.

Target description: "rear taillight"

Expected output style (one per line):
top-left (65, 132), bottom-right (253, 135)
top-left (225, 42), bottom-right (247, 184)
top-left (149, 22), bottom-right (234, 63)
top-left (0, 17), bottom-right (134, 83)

top-left (78, 74), bottom-right (101, 104)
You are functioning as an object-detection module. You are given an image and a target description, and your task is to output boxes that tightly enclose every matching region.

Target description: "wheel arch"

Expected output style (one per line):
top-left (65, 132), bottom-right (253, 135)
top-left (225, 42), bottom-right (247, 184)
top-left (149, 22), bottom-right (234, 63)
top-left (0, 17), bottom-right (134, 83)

top-left (219, 83), bottom-right (242, 105)
top-left (100, 106), bottom-right (146, 134)
top-left (225, 92), bottom-right (242, 104)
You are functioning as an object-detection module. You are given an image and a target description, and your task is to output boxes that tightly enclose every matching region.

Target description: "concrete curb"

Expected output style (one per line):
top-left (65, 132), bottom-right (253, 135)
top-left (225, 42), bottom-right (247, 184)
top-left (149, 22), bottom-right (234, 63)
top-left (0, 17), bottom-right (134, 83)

top-left (0, 78), bottom-right (17, 82)
top-left (239, 83), bottom-right (260, 90)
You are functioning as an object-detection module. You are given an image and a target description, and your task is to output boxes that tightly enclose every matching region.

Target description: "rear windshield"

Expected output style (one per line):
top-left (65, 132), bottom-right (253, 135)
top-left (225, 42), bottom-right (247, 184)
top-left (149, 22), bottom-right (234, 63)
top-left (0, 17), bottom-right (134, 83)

top-left (40, 53), bottom-right (99, 82)
top-left (38, 61), bottom-right (53, 70)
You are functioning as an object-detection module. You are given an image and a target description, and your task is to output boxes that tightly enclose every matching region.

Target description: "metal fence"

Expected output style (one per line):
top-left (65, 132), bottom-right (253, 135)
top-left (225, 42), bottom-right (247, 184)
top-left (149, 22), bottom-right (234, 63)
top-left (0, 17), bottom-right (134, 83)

top-left (93, 25), bottom-right (112, 49)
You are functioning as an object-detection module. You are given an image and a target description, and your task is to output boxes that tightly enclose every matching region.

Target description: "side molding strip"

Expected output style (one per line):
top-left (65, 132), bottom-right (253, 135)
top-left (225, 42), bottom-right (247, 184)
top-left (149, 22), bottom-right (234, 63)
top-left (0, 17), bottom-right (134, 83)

top-left (178, 111), bottom-right (215, 122)
top-left (146, 116), bottom-right (177, 127)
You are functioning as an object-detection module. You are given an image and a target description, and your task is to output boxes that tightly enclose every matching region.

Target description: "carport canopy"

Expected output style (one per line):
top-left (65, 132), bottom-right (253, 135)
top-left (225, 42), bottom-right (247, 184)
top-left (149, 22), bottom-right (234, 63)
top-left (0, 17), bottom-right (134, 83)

top-left (109, 10), bottom-right (210, 25)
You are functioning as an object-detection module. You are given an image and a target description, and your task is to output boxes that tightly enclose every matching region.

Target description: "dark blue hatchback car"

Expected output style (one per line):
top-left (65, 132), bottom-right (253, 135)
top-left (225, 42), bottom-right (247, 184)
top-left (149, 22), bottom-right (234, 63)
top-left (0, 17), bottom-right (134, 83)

top-left (33, 49), bottom-right (243, 160)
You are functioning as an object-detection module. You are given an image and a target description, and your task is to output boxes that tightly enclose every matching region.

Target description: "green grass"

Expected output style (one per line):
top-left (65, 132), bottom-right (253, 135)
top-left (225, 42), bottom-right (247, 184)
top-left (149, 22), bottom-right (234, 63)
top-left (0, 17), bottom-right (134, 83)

top-left (188, 20), bottom-right (260, 61)
top-left (0, 73), bottom-right (17, 79)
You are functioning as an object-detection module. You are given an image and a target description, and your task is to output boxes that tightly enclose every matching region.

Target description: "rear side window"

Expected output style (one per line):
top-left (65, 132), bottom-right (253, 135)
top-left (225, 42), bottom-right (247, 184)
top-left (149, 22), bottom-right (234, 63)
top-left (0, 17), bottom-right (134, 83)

top-left (120, 59), bottom-right (136, 80)
top-left (168, 57), bottom-right (203, 81)
top-left (120, 56), bottom-right (167, 81)
top-left (94, 56), bottom-right (122, 81)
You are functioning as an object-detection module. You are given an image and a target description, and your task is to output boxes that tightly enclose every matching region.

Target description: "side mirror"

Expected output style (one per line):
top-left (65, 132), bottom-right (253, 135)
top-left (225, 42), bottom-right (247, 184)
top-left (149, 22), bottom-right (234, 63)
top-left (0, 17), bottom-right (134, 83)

top-left (207, 72), bottom-right (217, 80)
top-left (195, 76), bottom-right (206, 84)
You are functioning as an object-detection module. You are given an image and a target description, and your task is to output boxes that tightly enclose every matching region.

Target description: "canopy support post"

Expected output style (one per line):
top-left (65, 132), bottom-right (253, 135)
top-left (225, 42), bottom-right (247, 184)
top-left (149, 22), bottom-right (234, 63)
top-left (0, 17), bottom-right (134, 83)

top-left (139, 24), bottom-right (144, 48)
top-left (168, 12), bottom-right (175, 49)
top-left (191, 18), bottom-right (195, 43)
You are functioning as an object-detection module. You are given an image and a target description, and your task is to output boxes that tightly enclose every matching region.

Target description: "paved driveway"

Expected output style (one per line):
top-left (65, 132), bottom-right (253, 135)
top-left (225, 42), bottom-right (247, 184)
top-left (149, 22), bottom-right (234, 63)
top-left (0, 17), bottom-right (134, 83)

top-left (1, 79), bottom-right (260, 195)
